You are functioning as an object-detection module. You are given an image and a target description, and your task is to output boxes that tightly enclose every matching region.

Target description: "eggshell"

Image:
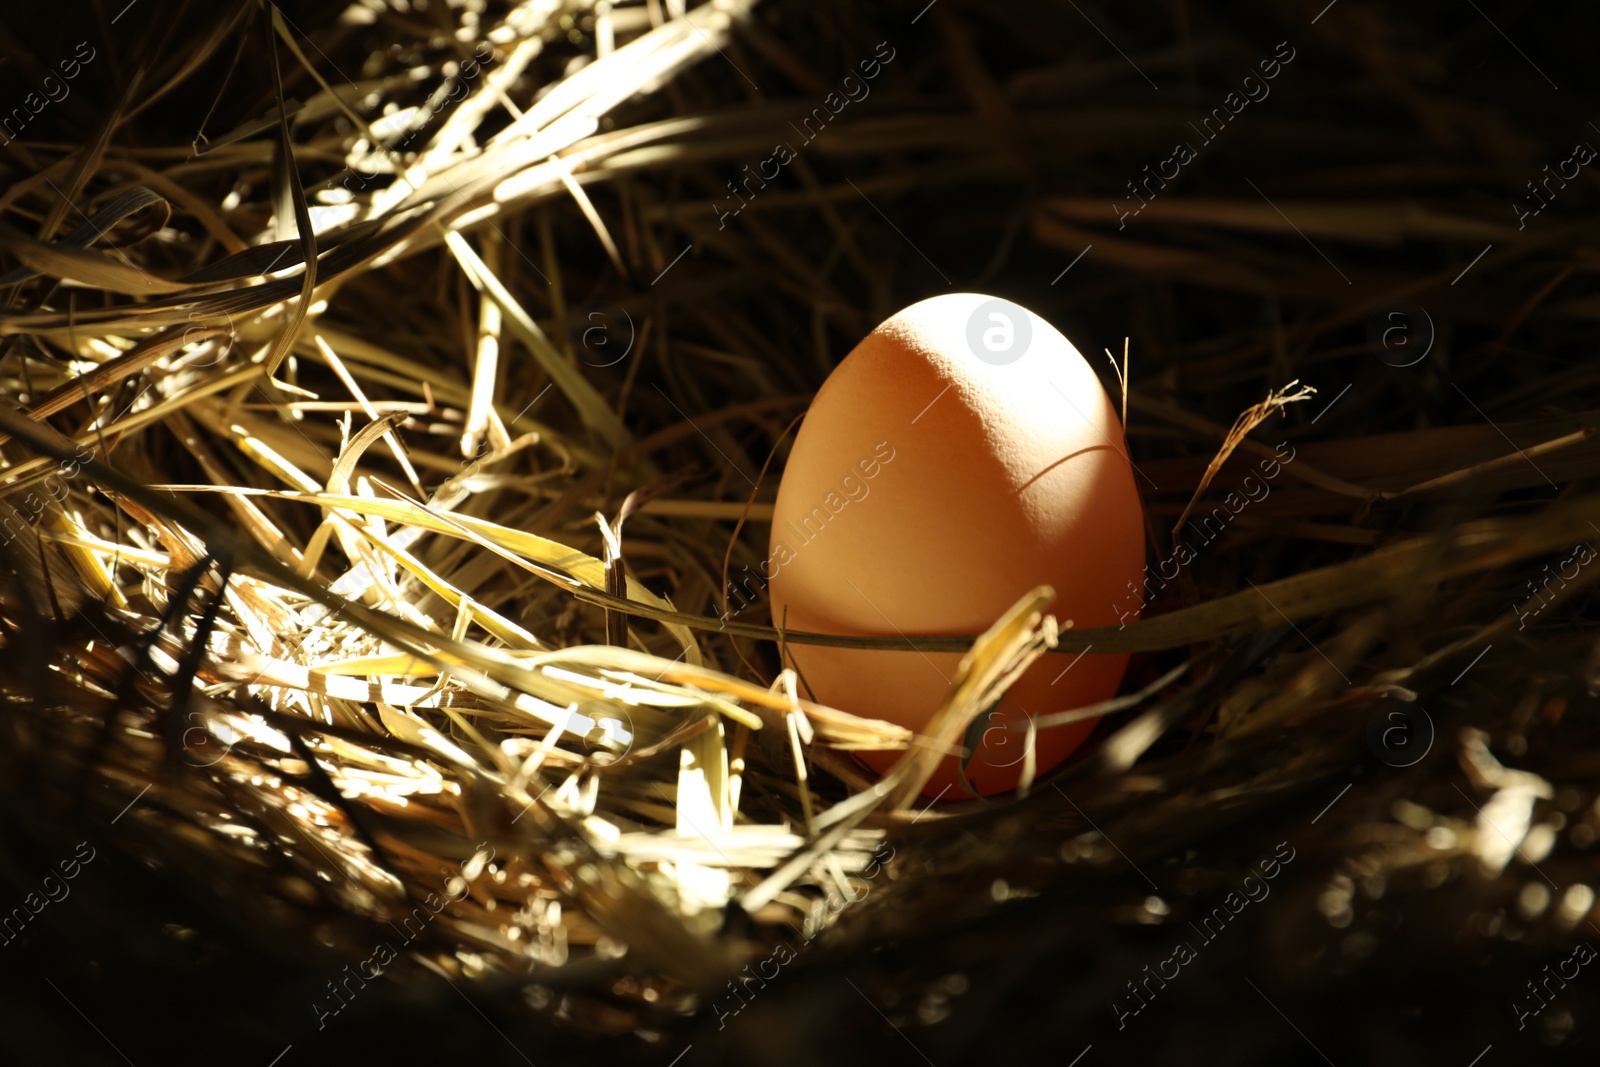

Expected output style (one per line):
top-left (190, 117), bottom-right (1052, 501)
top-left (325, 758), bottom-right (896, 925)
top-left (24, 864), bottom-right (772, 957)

top-left (767, 293), bottom-right (1145, 797)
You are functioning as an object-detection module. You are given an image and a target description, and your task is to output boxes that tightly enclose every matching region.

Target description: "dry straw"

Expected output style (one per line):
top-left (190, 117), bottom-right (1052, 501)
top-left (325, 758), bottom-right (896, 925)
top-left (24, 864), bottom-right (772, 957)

top-left (2, 0), bottom-right (1598, 1043)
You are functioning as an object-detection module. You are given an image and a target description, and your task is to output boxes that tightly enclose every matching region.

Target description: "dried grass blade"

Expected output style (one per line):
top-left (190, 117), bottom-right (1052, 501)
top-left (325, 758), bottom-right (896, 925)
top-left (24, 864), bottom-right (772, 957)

top-left (555, 159), bottom-right (628, 277)
top-left (261, 10), bottom-right (319, 378)
top-left (461, 232), bottom-right (504, 457)
top-left (359, 524), bottom-right (549, 651)
top-left (315, 335), bottom-right (424, 497)
top-left (0, 186), bottom-right (170, 287)
top-left (1383, 427), bottom-right (1596, 499)
top-left (1171, 381), bottom-right (1318, 536)
top-left (444, 229), bottom-right (630, 452)
top-left (2, 326), bottom-right (223, 443)
top-left (1039, 197), bottom-right (1517, 245)
top-left (885, 587), bottom-right (1057, 810)
top-left (0, 217), bottom-right (187, 294)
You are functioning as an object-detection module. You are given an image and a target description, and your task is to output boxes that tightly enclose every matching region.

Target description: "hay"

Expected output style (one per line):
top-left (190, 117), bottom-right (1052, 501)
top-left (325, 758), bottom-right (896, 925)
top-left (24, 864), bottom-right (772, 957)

top-left (2, 0), bottom-right (1598, 1061)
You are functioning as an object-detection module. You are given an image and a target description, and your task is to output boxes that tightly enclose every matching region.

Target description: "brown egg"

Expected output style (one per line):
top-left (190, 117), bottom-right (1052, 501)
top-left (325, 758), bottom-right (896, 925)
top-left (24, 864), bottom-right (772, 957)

top-left (767, 293), bottom-right (1145, 796)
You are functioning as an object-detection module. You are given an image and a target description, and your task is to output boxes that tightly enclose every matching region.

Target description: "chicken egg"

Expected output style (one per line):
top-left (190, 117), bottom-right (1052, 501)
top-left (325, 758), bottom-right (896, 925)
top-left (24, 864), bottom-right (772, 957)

top-left (767, 293), bottom-right (1145, 796)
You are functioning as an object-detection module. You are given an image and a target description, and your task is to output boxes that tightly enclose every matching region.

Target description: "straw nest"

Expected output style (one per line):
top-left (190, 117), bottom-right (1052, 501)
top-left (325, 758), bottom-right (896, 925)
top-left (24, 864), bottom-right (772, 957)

top-left (3, 0), bottom-right (1599, 1060)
